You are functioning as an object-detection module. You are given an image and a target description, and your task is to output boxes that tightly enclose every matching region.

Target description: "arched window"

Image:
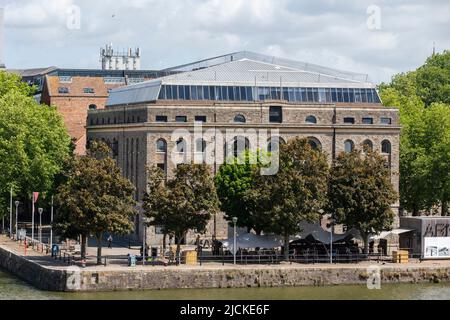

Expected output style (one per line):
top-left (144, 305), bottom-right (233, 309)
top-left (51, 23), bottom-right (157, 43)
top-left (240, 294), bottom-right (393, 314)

top-left (234, 114), bottom-right (246, 123)
top-left (268, 136), bottom-right (282, 153)
top-left (305, 116), bottom-right (317, 124)
top-left (176, 138), bottom-right (186, 153)
top-left (307, 137), bottom-right (322, 150)
top-left (88, 104), bottom-right (97, 110)
top-left (156, 139), bottom-right (167, 153)
top-left (196, 138), bottom-right (206, 153)
top-left (233, 136), bottom-right (250, 157)
top-left (362, 139), bottom-right (373, 152)
top-left (382, 140), bottom-right (392, 154)
top-left (344, 140), bottom-right (355, 153)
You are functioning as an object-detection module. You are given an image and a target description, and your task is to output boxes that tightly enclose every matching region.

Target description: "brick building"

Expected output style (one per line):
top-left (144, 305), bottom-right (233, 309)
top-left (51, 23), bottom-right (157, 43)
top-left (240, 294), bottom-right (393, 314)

top-left (10, 68), bottom-right (176, 154)
top-left (86, 52), bottom-right (401, 247)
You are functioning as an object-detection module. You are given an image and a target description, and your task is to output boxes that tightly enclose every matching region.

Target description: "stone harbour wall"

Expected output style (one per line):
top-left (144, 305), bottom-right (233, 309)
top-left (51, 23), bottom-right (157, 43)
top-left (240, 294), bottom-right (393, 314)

top-left (1, 245), bottom-right (449, 292)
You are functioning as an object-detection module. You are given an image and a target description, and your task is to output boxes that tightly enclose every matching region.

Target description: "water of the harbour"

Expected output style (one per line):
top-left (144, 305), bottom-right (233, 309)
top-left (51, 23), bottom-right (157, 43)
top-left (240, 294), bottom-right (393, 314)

top-left (1, 269), bottom-right (449, 300)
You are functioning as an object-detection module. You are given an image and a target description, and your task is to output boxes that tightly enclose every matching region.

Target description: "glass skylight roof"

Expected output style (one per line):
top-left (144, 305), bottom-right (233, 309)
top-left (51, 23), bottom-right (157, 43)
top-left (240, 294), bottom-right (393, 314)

top-left (107, 52), bottom-right (378, 106)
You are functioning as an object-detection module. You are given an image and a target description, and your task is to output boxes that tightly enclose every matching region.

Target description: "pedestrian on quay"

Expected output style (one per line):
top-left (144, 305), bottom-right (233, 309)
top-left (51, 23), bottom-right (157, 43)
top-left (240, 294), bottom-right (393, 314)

top-left (107, 235), bottom-right (113, 248)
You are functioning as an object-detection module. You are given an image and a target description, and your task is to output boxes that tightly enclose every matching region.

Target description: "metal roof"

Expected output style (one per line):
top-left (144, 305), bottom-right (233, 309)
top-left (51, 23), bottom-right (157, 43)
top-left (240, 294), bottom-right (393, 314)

top-left (162, 51), bottom-right (370, 83)
top-left (107, 52), bottom-right (376, 106)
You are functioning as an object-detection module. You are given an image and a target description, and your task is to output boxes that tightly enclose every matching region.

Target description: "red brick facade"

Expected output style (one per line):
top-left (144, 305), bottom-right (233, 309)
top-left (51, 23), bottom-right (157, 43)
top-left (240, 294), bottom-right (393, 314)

top-left (41, 76), bottom-right (124, 154)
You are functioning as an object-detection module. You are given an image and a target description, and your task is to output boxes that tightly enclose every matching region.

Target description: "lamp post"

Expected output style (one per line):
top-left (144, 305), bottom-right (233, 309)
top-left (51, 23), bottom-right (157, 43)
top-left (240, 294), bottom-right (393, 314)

top-left (38, 208), bottom-right (43, 243)
top-left (327, 210), bottom-right (334, 264)
top-left (50, 196), bottom-right (54, 249)
top-left (14, 201), bottom-right (19, 240)
top-left (142, 217), bottom-right (150, 266)
top-left (232, 217), bottom-right (238, 265)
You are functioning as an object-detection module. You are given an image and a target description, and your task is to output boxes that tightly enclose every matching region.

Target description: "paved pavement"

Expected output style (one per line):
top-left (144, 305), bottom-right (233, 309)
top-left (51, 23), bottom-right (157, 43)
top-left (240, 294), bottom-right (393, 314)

top-left (2, 234), bottom-right (450, 272)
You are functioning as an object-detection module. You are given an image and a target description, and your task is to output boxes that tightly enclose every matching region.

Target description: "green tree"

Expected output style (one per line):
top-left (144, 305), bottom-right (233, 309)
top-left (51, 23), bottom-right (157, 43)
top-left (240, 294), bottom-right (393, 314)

top-left (379, 51), bottom-right (450, 216)
top-left (0, 72), bottom-right (71, 219)
top-left (327, 149), bottom-right (398, 254)
top-left (55, 142), bottom-right (137, 264)
top-left (246, 138), bottom-right (329, 260)
top-left (215, 151), bottom-right (268, 234)
top-left (143, 163), bottom-right (219, 264)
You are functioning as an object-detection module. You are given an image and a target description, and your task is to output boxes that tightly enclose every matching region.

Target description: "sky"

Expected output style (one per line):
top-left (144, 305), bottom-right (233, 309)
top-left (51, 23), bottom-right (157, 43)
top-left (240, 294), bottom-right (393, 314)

top-left (0, 0), bottom-right (449, 83)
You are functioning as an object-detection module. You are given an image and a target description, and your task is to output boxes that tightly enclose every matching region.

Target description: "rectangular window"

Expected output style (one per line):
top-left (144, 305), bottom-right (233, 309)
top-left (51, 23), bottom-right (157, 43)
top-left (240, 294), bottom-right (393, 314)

top-left (221, 87), bottom-right (228, 100)
top-left (301, 88), bottom-right (307, 102)
top-left (83, 88), bottom-right (95, 94)
top-left (361, 89), bottom-right (368, 103)
top-left (197, 86), bottom-right (204, 100)
top-left (337, 88), bottom-right (344, 102)
top-left (203, 86), bottom-right (210, 100)
top-left (195, 116), bottom-right (207, 123)
top-left (269, 106), bottom-right (283, 123)
top-left (166, 85), bottom-right (173, 99)
top-left (348, 88), bottom-right (355, 103)
top-left (184, 86), bottom-right (191, 100)
top-left (258, 87), bottom-right (270, 101)
top-left (58, 87), bottom-right (69, 94)
top-left (288, 88), bottom-right (295, 101)
top-left (191, 86), bottom-right (198, 100)
top-left (354, 89), bottom-right (362, 103)
top-left (246, 87), bottom-right (253, 101)
top-left (362, 117), bottom-right (374, 124)
top-left (331, 88), bottom-right (337, 102)
top-left (344, 117), bottom-right (355, 124)
top-left (59, 76), bottom-right (72, 83)
top-left (228, 87), bottom-right (234, 100)
top-left (176, 116), bottom-right (187, 123)
top-left (318, 88), bottom-right (326, 103)
top-left (325, 88), bottom-right (332, 102)
top-left (178, 86), bottom-right (185, 100)
top-left (270, 87), bottom-right (280, 100)
top-left (307, 88), bottom-right (314, 102)
top-left (158, 86), bottom-right (166, 99)
top-left (172, 85), bottom-right (179, 99)
top-left (366, 89), bottom-right (374, 103)
top-left (343, 88), bottom-right (350, 103)
top-left (210, 86), bottom-right (216, 100)
top-left (381, 117), bottom-right (392, 125)
top-left (156, 115), bottom-right (167, 122)
top-left (240, 87), bottom-right (246, 101)
top-left (294, 88), bottom-right (301, 101)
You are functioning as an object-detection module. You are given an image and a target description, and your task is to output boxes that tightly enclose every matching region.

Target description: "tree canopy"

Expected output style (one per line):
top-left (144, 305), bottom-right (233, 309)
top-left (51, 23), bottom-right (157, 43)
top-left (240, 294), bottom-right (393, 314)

top-left (0, 71), bottom-right (71, 218)
top-left (327, 149), bottom-right (398, 253)
top-left (215, 150), bottom-right (270, 234)
top-left (245, 138), bottom-right (329, 260)
top-left (379, 51), bottom-right (450, 216)
top-left (143, 163), bottom-right (219, 263)
top-left (55, 141), bottom-right (137, 263)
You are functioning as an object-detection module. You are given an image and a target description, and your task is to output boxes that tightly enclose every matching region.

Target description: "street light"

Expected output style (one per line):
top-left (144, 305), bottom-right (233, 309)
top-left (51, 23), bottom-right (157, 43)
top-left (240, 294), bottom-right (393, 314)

top-left (232, 217), bottom-right (238, 265)
top-left (38, 208), bottom-right (43, 243)
top-left (142, 217), bottom-right (150, 266)
top-left (14, 201), bottom-right (19, 240)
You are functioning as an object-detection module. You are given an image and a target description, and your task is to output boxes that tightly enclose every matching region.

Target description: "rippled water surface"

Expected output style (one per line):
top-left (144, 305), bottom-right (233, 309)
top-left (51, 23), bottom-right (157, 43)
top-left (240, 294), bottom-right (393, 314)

top-left (1, 269), bottom-right (449, 300)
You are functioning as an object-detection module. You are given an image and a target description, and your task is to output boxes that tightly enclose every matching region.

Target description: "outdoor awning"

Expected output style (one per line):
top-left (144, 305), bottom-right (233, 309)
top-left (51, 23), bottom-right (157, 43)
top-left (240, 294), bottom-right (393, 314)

top-left (370, 228), bottom-right (414, 240)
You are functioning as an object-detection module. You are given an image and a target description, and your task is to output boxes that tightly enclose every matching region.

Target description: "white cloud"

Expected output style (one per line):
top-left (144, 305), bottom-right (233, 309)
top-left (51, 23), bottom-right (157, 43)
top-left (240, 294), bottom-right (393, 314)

top-left (1, 0), bottom-right (449, 83)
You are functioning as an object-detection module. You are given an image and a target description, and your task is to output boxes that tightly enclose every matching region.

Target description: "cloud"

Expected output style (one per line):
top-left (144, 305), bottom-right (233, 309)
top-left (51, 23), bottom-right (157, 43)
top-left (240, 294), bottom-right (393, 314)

top-left (1, 0), bottom-right (449, 83)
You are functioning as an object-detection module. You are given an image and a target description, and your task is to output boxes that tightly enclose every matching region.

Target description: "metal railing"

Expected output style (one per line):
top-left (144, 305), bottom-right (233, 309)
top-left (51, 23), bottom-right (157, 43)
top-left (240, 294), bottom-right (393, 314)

top-left (198, 251), bottom-right (393, 266)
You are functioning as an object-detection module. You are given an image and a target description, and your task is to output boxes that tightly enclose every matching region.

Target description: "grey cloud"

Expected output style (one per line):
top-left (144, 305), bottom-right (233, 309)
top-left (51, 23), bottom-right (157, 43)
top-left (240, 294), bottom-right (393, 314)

top-left (1, 0), bottom-right (449, 83)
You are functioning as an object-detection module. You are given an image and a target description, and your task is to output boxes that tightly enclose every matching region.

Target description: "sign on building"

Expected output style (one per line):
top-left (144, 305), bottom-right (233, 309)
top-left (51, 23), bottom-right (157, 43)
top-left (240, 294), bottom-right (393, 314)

top-left (424, 237), bottom-right (450, 259)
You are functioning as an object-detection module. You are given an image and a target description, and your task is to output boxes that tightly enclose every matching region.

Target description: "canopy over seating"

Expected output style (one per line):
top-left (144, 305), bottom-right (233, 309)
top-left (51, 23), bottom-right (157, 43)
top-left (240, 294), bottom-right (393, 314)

top-left (222, 222), bottom-right (360, 252)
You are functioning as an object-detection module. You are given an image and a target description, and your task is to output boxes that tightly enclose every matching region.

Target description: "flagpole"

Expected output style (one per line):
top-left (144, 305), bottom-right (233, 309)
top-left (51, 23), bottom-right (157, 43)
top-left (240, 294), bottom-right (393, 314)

top-left (50, 196), bottom-right (54, 249)
top-left (31, 194), bottom-right (34, 241)
top-left (9, 187), bottom-right (13, 238)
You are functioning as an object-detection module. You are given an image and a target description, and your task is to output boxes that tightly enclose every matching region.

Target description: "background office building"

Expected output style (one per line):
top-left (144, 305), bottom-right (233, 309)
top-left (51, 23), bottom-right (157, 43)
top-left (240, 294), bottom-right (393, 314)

top-left (86, 51), bottom-right (400, 245)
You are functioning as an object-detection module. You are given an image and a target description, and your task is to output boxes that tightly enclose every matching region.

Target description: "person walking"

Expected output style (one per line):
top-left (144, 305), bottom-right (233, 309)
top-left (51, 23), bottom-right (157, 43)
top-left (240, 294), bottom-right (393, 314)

top-left (107, 235), bottom-right (113, 248)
